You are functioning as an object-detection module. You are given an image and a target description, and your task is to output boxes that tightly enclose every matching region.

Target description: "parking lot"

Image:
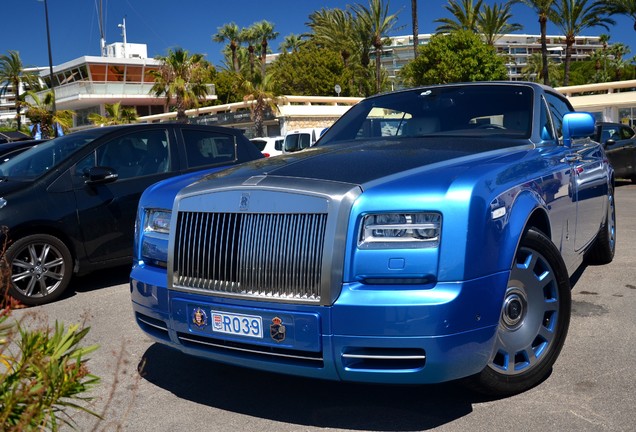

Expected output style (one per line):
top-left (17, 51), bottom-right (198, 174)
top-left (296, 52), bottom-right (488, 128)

top-left (11, 181), bottom-right (636, 432)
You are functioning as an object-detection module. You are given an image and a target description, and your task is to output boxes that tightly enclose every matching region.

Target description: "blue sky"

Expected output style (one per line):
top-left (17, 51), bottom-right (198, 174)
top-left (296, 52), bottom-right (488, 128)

top-left (3, 0), bottom-right (634, 69)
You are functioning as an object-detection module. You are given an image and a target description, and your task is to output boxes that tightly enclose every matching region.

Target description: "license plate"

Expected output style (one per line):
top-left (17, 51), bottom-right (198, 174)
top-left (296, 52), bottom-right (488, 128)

top-left (210, 310), bottom-right (263, 339)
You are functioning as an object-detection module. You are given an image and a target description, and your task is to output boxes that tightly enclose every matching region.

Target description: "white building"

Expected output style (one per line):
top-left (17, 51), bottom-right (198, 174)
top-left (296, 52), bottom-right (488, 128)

top-left (381, 33), bottom-right (605, 86)
top-left (0, 66), bottom-right (47, 125)
top-left (28, 42), bottom-right (215, 129)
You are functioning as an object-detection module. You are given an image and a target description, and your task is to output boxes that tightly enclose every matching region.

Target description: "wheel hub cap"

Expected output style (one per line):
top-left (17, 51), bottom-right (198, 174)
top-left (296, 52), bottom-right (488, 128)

top-left (502, 289), bottom-right (526, 328)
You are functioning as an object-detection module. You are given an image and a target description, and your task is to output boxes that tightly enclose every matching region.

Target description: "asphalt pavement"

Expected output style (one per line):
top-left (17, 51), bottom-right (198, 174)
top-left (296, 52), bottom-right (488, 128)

top-left (10, 182), bottom-right (636, 432)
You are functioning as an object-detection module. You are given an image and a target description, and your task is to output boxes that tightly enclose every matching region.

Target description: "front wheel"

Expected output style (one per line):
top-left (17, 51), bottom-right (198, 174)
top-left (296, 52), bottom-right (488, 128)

top-left (465, 228), bottom-right (571, 396)
top-left (587, 184), bottom-right (616, 265)
top-left (6, 234), bottom-right (73, 306)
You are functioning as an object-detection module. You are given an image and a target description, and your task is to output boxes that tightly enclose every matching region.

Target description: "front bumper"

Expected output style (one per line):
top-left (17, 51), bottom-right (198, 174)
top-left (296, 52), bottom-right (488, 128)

top-left (130, 264), bottom-right (508, 384)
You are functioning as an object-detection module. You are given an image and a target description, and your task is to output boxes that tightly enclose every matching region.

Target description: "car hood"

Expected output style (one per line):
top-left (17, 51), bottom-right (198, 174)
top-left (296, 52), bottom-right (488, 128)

top-left (140, 166), bottom-right (235, 210)
top-left (192, 137), bottom-right (533, 190)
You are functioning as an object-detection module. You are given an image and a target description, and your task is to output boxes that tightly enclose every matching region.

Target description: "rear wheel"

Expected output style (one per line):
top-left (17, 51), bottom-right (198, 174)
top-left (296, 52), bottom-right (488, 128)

top-left (6, 234), bottom-right (73, 306)
top-left (466, 228), bottom-right (571, 396)
top-left (587, 184), bottom-right (616, 265)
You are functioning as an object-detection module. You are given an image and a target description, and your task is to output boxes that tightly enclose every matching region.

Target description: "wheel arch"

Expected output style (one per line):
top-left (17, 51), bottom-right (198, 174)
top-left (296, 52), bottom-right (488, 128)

top-left (502, 190), bottom-right (552, 271)
top-left (4, 223), bottom-right (82, 274)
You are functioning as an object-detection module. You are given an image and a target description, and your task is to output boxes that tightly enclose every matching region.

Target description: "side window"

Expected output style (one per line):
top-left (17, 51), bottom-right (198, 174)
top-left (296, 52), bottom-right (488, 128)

top-left (182, 129), bottom-right (237, 169)
top-left (544, 93), bottom-right (574, 142)
top-left (620, 126), bottom-right (635, 140)
top-left (77, 129), bottom-right (170, 180)
top-left (539, 96), bottom-right (556, 141)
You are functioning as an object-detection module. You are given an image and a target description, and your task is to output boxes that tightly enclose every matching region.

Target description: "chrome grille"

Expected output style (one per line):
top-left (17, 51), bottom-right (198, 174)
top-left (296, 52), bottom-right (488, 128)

top-left (173, 211), bottom-right (327, 302)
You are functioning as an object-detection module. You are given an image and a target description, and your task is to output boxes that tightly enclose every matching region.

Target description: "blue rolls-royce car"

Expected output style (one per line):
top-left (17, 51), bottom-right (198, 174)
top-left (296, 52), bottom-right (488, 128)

top-left (130, 82), bottom-right (616, 395)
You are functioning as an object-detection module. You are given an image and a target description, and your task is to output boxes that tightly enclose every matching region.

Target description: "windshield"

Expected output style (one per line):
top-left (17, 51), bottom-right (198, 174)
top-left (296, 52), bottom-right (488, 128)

top-left (0, 129), bottom-right (105, 180)
top-left (319, 84), bottom-right (534, 146)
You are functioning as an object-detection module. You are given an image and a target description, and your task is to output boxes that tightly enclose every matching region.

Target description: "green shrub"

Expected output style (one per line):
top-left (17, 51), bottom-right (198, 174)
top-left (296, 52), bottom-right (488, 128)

top-left (1, 225), bottom-right (102, 431)
top-left (0, 314), bottom-right (101, 430)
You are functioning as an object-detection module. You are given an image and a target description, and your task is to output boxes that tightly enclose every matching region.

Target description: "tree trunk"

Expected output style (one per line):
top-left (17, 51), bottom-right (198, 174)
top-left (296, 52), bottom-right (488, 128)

top-left (563, 40), bottom-right (573, 86)
top-left (539, 15), bottom-right (549, 86)
top-left (374, 42), bottom-right (382, 94)
top-left (14, 79), bottom-right (22, 131)
top-left (412, 0), bottom-right (419, 58)
top-left (261, 41), bottom-right (268, 77)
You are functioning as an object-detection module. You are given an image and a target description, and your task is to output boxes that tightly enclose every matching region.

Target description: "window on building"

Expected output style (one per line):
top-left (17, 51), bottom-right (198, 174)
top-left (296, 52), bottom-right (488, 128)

top-left (89, 64), bottom-right (107, 82)
top-left (125, 66), bottom-right (143, 82)
top-left (107, 65), bottom-right (125, 82)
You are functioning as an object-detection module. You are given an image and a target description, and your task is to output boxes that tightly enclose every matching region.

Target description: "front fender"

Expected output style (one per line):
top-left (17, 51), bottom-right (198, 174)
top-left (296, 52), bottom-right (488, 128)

top-left (495, 188), bottom-right (548, 272)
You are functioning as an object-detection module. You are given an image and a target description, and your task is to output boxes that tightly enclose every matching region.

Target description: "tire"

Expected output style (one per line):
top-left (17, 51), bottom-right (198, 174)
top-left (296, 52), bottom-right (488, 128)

top-left (587, 184), bottom-right (616, 265)
top-left (465, 228), bottom-right (571, 396)
top-left (5, 234), bottom-right (73, 306)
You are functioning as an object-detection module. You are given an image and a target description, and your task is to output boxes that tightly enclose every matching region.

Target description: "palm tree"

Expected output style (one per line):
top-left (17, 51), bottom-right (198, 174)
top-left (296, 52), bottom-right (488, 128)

top-left (548, 0), bottom-right (614, 85)
top-left (522, 52), bottom-right (562, 85)
top-left (88, 101), bottom-right (138, 125)
top-left (307, 8), bottom-right (357, 68)
top-left (213, 23), bottom-right (242, 73)
top-left (603, 0), bottom-right (636, 32)
top-left (279, 34), bottom-right (303, 53)
top-left (597, 33), bottom-right (611, 80)
top-left (434, 0), bottom-right (483, 33)
top-left (412, 0), bottom-right (419, 57)
top-left (23, 90), bottom-right (73, 138)
top-left (588, 50), bottom-right (610, 82)
top-left (351, 0), bottom-right (400, 94)
top-left (477, 2), bottom-right (523, 45)
top-left (253, 21), bottom-right (279, 77)
top-left (609, 42), bottom-right (631, 80)
top-left (518, 0), bottom-right (557, 85)
top-left (149, 48), bottom-right (210, 123)
top-left (240, 26), bottom-right (260, 77)
top-left (0, 50), bottom-right (40, 131)
top-left (237, 72), bottom-right (279, 137)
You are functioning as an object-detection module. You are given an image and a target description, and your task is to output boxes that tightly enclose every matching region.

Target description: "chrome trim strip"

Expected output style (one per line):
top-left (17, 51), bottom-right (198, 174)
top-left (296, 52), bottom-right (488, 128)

top-left (136, 316), bottom-right (168, 332)
top-left (178, 335), bottom-right (323, 362)
top-left (342, 353), bottom-right (426, 360)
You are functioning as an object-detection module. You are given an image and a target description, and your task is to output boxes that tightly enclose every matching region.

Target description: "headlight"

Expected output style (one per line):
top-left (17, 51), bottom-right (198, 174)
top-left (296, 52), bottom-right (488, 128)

top-left (359, 212), bottom-right (441, 248)
top-left (144, 209), bottom-right (171, 234)
top-left (141, 209), bottom-right (171, 267)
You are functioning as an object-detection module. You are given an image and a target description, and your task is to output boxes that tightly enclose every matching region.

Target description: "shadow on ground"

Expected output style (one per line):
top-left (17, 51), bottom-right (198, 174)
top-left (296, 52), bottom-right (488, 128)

top-left (64, 265), bottom-right (132, 299)
top-left (139, 343), bottom-right (503, 431)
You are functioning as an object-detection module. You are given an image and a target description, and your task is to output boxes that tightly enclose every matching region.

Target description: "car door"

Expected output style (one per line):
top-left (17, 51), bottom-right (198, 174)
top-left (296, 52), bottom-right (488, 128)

top-left (604, 124), bottom-right (635, 179)
top-left (571, 143), bottom-right (608, 250)
top-left (71, 128), bottom-right (176, 263)
top-left (545, 93), bottom-right (605, 251)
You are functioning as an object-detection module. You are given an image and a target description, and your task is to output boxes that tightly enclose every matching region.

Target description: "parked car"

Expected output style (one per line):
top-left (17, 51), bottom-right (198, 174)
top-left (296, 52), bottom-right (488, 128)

top-left (249, 136), bottom-right (284, 157)
top-left (0, 130), bottom-right (32, 144)
top-left (0, 123), bottom-right (263, 305)
top-left (0, 139), bottom-right (48, 164)
top-left (590, 121), bottom-right (635, 181)
top-left (283, 127), bottom-right (326, 153)
top-left (131, 82), bottom-right (615, 396)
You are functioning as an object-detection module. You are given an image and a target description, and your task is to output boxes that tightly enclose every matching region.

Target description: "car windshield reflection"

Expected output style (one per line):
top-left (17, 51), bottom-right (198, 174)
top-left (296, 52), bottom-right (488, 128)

top-left (0, 129), bottom-right (105, 180)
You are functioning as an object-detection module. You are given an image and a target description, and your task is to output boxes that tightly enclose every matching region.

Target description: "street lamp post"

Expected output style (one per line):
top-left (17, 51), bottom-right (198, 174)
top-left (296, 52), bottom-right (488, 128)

top-left (42, 0), bottom-right (56, 115)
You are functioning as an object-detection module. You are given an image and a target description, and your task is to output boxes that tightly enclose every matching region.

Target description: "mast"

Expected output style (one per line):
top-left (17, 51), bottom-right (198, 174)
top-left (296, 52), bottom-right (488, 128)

top-left (118, 17), bottom-right (127, 58)
top-left (98, 0), bottom-right (106, 56)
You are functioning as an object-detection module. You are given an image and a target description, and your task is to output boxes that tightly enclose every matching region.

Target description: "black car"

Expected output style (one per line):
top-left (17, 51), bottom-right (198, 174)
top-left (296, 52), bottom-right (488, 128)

top-left (0, 123), bottom-right (263, 305)
top-left (592, 121), bottom-right (635, 181)
top-left (0, 139), bottom-right (48, 164)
